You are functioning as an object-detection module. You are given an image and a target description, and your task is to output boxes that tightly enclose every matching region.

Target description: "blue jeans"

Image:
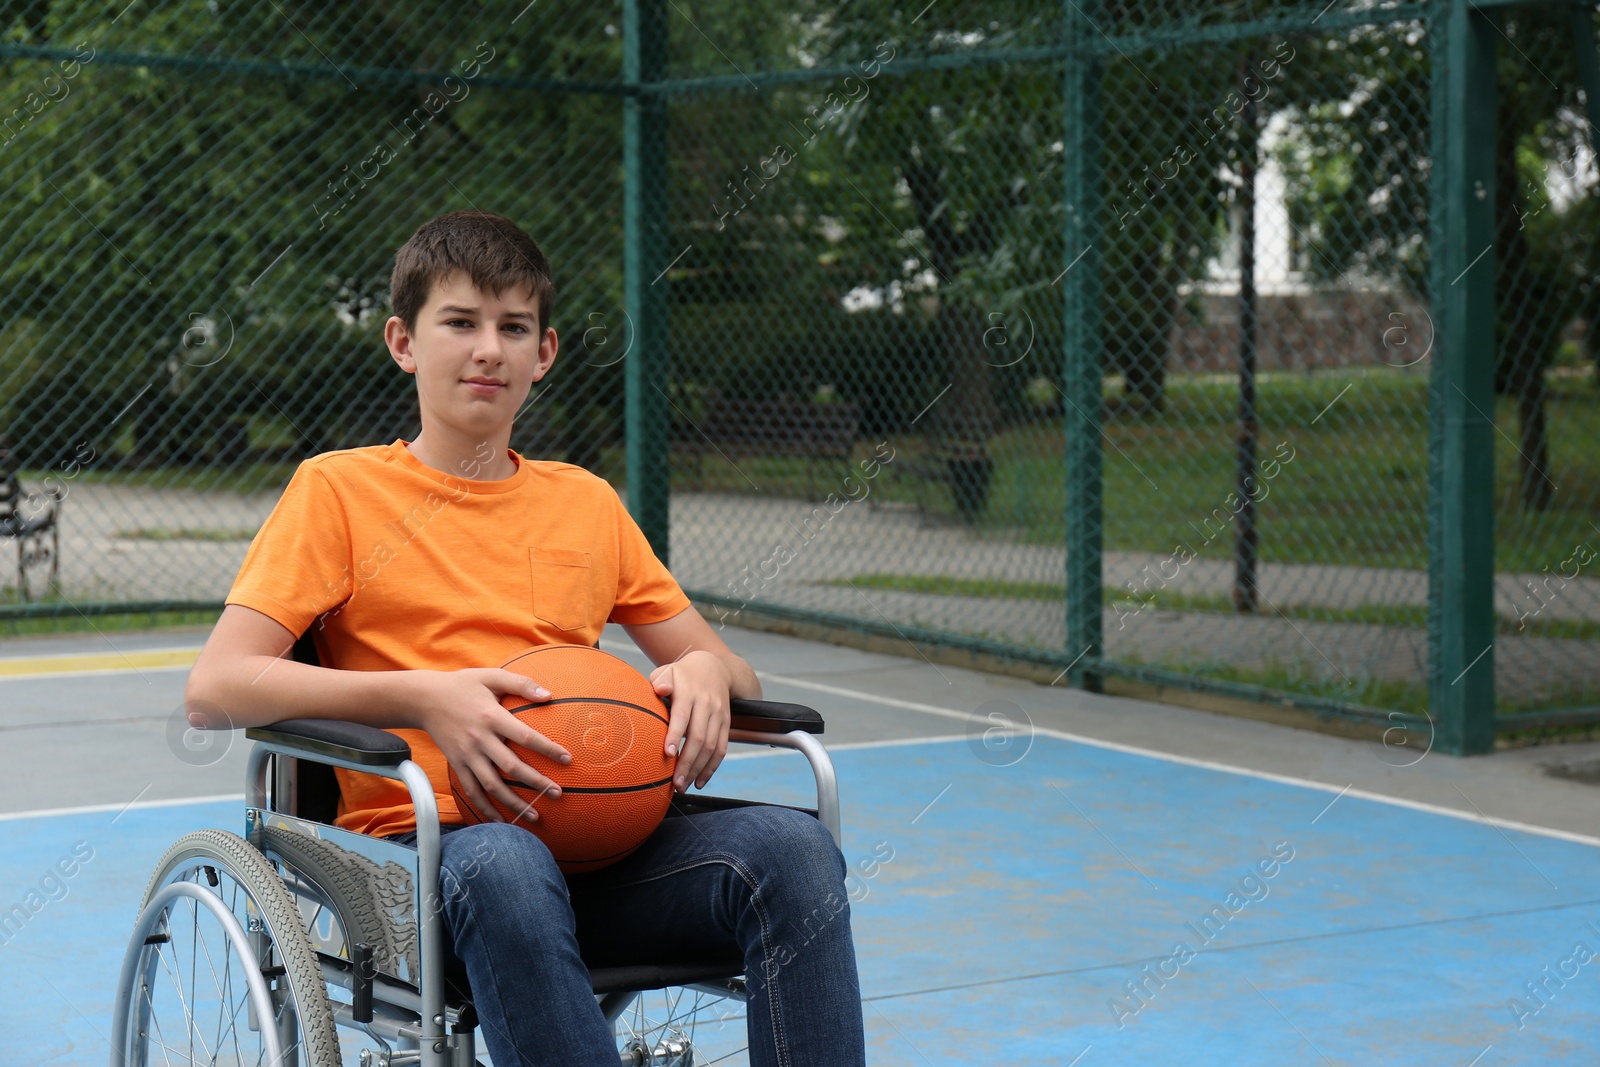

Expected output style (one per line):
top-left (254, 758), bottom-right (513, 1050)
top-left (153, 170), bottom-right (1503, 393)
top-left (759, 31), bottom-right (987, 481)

top-left (394, 803), bottom-right (866, 1067)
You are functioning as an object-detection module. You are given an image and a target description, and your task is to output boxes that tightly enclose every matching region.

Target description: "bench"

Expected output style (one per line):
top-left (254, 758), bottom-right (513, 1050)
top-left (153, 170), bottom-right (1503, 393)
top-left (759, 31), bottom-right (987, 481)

top-left (0, 445), bottom-right (64, 601)
top-left (892, 441), bottom-right (994, 524)
top-left (678, 395), bottom-right (859, 499)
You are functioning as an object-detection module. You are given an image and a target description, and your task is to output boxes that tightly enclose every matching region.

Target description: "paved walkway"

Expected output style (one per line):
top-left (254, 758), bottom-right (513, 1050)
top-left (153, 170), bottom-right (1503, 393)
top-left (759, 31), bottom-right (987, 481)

top-left (12, 483), bottom-right (1599, 704)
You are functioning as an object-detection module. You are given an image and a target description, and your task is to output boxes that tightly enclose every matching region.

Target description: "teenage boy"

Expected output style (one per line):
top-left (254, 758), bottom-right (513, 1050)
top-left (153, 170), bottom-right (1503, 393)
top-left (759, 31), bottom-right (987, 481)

top-left (185, 210), bottom-right (867, 1066)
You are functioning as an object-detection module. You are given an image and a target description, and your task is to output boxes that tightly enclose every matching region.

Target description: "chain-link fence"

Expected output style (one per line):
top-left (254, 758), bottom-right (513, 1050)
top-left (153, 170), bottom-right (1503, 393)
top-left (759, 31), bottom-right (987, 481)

top-left (0, 1), bottom-right (628, 598)
top-left (3, 0), bottom-right (1597, 751)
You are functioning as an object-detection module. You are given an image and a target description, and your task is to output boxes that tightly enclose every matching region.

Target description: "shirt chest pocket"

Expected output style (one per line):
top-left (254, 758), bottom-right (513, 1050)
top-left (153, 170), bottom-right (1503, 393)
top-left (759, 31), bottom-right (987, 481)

top-left (530, 547), bottom-right (593, 632)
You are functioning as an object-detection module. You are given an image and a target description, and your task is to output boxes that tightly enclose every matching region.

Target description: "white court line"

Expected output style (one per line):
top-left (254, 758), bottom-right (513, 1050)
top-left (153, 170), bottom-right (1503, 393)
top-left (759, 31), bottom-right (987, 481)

top-left (10, 641), bottom-right (1594, 848)
top-left (752, 671), bottom-right (1600, 850)
top-left (0, 793), bottom-right (243, 822)
top-left (725, 733), bottom-right (971, 760)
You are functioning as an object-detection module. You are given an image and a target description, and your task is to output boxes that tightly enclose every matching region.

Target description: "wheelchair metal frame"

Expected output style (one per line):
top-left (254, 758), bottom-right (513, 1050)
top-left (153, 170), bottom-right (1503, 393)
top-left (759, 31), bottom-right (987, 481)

top-left (238, 717), bottom-right (841, 1067)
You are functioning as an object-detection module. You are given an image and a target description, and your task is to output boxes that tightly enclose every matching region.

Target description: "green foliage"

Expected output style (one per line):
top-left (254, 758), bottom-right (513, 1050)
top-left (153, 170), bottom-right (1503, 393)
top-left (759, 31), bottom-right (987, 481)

top-left (1272, 22), bottom-right (1433, 294)
top-left (0, 2), bottom-right (626, 466)
top-left (3, 1), bottom-right (1597, 721)
top-left (1275, 9), bottom-right (1598, 393)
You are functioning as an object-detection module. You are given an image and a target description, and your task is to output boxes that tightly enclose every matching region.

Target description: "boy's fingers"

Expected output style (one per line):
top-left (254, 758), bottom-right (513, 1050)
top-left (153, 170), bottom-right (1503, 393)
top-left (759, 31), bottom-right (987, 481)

top-left (695, 740), bottom-right (728, 789)
top-left (690, 706), bottom-right (730, 788)
top-left (675, 703), bottom-right (707, 792)
top-left (493, 781), bottom-right (545, 825)
top-left (515, 723), bottom-right (572, 766)
top-left (457, 767), bottom-right (504, 823)
top-left (686, 746), bottom-right (715, 790)
top-left (664, 699), bottom-right (691, 759)
top-left (485, 764), bottom-right (558, 822)
top-left (497, 669), bottom-right (551, 704)
top-left (492, 745), bottom-right (563, 798)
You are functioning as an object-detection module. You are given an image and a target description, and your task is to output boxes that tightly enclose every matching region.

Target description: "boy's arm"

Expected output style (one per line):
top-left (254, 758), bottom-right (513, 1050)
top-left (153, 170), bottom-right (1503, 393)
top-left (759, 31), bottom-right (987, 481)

top-left (622, 605), bottom-right (761, 794)
top-left (185, 604), bottom-right (571, 819)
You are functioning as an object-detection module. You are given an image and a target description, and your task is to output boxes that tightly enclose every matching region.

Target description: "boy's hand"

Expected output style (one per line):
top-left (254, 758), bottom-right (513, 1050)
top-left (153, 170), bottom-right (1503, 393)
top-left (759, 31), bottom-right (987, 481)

top-left (408, 668), bottom-right (570, 824)
top-left (649, 650), bottom-right (733, 793)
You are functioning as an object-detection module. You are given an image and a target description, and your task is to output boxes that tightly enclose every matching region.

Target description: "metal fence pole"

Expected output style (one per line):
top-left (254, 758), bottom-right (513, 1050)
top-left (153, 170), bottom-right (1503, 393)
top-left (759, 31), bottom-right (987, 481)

top-left (1063, 3), bottom-right (1105, 688)
top-left (1572, 5), bottom-right (1600, 139)
top-left (624, 0), bottom-right (672, 562)
top-left (1233, 52), bottom-right (1260, 615)
top-left (1429, 0), bottom-right (1498, 754)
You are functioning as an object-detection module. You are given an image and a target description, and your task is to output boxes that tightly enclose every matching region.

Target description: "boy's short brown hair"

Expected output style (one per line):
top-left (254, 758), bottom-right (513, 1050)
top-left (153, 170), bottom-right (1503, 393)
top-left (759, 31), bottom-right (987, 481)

top-left (389, 210), bottom-right (556, 334)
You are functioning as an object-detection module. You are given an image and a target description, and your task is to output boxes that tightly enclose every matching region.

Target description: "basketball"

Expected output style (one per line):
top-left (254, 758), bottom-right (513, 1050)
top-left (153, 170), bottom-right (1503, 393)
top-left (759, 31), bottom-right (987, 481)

top-left (447, 643), bottom-right (677, 872)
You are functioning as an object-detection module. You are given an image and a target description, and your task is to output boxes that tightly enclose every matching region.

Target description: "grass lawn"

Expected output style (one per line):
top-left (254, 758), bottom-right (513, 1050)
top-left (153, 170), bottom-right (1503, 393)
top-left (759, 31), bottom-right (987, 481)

top-left (110, 527), bottom-right (259, 542)
top-left (670, 368), bottom-right (1599, 573)
top-left (0, 606), bottom-right (219, 639)
top-left (986, 369), bottom-right (1600, 573)
top-left (26, 368), bottom-right (1597, 575)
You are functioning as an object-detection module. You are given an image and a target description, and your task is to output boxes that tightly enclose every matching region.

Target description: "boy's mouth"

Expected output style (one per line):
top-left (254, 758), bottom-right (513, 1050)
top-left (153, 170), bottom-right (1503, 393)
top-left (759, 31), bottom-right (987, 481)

top-left (463, 377), bottom-right (506, 395)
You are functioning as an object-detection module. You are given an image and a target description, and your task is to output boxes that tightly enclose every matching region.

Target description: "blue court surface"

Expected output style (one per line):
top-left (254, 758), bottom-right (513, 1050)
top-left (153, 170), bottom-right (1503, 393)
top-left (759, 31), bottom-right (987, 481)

top-left (5, 730), bottom-right (1598, 1065)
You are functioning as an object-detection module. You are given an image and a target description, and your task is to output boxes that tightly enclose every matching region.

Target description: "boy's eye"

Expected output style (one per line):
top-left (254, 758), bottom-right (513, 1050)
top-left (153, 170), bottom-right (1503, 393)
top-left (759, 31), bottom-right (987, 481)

top-left (502, 323), bottom-right (530, 335)
top-left (446, 318), bottom-right (474, 329)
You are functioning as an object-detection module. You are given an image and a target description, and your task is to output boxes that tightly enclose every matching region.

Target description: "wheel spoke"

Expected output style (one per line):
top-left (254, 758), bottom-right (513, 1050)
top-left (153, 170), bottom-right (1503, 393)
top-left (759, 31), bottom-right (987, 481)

top-left (141, 976), bottom-right (179, 1067)
top-left (156, 917), bottom-right (216, 1066)
top-left (617, 988), bottom-right (748, 1065)
top-left (127, 836), bottom-right (336, 1067)
top-left (187, 870), bottom-right (257, 1066)
top-left (188, 888), bottom-right (202, 1065)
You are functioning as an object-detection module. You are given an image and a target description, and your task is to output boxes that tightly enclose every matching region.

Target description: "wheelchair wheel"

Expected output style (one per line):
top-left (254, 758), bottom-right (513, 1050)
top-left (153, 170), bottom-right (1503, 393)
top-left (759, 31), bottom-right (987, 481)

top-left (261, 824), bottom-right (418, 980)
top-left (112, 829), bottom-right (341, 1067)
top-left (614, 985), bottom-right (749, 1066)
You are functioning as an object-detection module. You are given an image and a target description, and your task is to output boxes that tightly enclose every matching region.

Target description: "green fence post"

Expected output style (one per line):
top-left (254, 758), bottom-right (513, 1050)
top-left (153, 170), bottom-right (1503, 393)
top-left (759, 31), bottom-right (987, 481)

top-left (624, 0), bottom-right (671, 563)
top-left (1428, 0), bottom-right (1497, 754)
top-left (1571, 5), bottom-right (1600, 140)
top-left (1063, 1), bottom-right (1105, 689)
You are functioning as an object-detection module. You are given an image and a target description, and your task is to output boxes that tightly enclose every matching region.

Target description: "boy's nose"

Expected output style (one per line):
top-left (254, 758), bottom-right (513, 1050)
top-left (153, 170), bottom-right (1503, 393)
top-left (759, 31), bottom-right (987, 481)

top-left (473, 328), bottom-right (506, 361)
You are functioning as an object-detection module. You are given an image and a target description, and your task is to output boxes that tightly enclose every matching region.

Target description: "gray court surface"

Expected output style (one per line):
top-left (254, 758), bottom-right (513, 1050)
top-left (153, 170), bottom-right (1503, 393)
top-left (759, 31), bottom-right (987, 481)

top-left (28, 479), bottom-right (1600, 703)
top-left (1, 620), bottom-right (1597, 838)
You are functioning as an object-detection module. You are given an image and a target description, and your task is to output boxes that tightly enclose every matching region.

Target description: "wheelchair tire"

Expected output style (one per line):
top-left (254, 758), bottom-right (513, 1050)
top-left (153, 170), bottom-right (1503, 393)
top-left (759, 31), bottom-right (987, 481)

top-left (115, 828), bottom-right (341, 1067)
top-left (262, 825), bottom-right (418, 980)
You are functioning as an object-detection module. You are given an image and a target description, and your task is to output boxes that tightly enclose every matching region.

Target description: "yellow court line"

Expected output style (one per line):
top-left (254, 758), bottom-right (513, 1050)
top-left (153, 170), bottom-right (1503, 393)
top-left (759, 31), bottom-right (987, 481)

top-left (0, 647), bottom-right (202, 678)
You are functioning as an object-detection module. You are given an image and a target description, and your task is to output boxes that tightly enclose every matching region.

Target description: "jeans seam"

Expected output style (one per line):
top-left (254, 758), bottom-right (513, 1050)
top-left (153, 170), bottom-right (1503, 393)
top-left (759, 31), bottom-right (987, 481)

top-left (579, 852), bottom-right (791, 1067)
top-left (571, 853), bottom-right (739, 893)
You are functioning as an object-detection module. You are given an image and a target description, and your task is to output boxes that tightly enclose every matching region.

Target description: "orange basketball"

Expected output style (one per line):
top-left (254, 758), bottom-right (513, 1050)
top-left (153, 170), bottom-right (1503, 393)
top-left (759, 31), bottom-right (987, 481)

top-left (447, 644), bottom-right (677, 872)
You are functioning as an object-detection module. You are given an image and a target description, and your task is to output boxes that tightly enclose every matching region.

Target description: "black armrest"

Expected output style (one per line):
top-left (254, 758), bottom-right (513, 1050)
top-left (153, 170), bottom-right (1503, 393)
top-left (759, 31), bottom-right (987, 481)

top-left (245, 719), bottom-right (412, 767)
top-left (728, 699), bottom-right (823, 736)
top-left (246, 701), bottom-right (818, 766)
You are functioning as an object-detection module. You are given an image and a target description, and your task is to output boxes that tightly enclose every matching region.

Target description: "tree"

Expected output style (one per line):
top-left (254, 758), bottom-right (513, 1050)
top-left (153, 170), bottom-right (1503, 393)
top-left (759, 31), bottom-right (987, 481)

top-left (0, 0), bottom-right (628, 467)
top-left (663, 0), bottom-right (1277, 454)
top-left (1275, 9), bottom-right (1597, 511)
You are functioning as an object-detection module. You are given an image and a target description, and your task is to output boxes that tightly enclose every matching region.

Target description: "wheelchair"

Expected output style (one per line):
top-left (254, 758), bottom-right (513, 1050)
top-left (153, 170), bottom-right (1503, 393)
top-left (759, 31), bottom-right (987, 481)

top-left (110, 635), bottom-right (840, 1067)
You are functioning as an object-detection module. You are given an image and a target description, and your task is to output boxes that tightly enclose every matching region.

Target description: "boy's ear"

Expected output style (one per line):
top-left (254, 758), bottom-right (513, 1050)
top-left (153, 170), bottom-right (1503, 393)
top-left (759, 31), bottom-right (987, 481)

top-left (530, 326), bottom-right (560, 382)
top-left (384, 315), bottom-right (417, 374)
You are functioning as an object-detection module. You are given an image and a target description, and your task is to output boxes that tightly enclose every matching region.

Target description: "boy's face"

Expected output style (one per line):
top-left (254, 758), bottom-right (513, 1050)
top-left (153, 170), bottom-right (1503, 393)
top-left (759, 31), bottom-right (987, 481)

top-left (384, 273), bottom-right (557, 441)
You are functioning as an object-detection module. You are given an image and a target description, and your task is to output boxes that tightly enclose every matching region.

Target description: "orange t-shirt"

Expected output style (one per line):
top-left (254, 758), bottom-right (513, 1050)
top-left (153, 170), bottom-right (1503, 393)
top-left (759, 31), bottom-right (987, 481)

top-left (225, 439), bottom-right (692, 838)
